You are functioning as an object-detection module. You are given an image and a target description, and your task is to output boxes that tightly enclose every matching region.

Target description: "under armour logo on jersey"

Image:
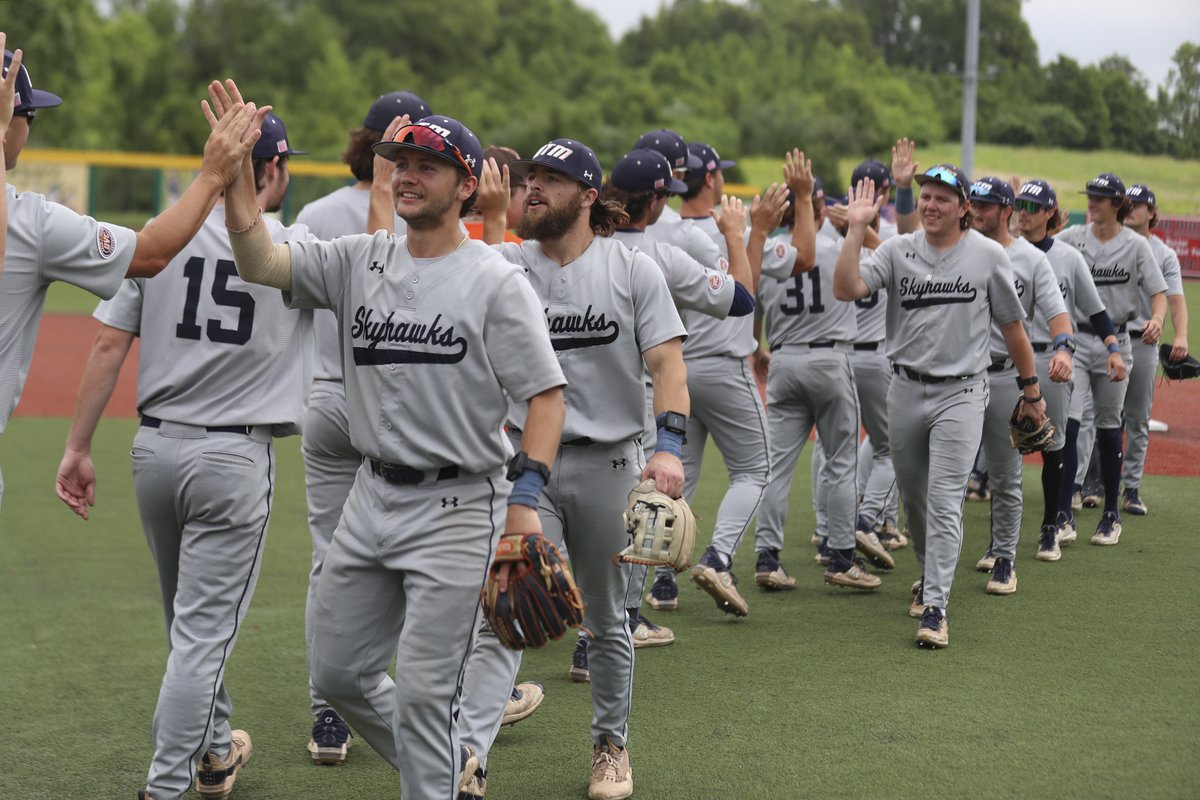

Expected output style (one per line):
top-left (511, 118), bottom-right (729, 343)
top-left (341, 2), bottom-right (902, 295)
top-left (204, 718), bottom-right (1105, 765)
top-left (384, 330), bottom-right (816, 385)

top-left (369, 261), bottom-right (385, 273)
top-left (612, 459), bottom-right (628, 470)
top-left (904, 251), bottom-right (917, 260)
top-left (442, 497), bottom-right (459, 508)
top-left (534, 142), bottom-right (574, 161)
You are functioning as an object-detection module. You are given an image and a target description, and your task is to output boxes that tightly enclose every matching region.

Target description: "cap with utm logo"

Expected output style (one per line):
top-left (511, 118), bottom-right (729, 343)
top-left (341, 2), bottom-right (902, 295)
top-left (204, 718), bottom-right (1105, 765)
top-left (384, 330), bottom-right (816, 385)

top-left (512, 138), bottom-right (603, 192)
top-left (1082, 172), bottom-right (1125, 198)
top-left (1016, 179), bottom-right (1057, 208)
top-left (371, 116), bottom-right (484, 179)
top-left (1126, 183), bottom-right (1156, 207)
top-left (968, 176), bottom-right (1014, 207)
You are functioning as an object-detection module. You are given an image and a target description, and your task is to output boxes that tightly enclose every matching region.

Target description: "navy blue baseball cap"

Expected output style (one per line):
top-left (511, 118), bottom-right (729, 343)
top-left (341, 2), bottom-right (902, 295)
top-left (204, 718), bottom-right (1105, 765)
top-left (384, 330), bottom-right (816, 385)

top-left (687, 142), bottom-right (735, 175)
top-left (1083, 172), bottom-right (1125, 198)
top-left (611, 149), bottom-right (687, 194)
top-left (968, 176), bottom-right (1014, 207)
top-left (1016, 179), bottom-right (1057, 208)
top-left (634, 129), bottom-right (702, 172)
top-left (812, 176), bottom-right (825, 199)
top-left (363, 91), bottom-right (432, 132)
top-left (915, 163), bottom-right (969, 202)
top-left (851, 159), bottom-right (892, 191)
top-left (3, 49), bottom-right (63, 113)
top-left (372, 116), bottom-right (484, 179)
top-left (252, 113), bottom-right (306, 160)
top-left (512, 138), bottom-right (603, 192)
top-left (1127, 183), bottom-right (1156, 207)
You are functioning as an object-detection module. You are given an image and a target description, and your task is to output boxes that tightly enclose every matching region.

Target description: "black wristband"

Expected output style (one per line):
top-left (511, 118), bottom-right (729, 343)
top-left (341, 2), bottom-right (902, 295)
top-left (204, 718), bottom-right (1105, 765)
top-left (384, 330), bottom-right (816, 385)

top-left (506, 451), bottom-right (550, 483)
top-left (1016, 375), bottom-right (1039, 389)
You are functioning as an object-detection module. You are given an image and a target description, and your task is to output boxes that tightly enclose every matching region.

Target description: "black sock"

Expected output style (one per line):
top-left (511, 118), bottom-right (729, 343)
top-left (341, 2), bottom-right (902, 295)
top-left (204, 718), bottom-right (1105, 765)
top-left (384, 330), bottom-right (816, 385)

top-left (1060, 419), bottom-right (1081, 520)
top-left (1040, 448), bottom-right (1065, 527)
top-left (1097, 427), bottom-right (1124, 515)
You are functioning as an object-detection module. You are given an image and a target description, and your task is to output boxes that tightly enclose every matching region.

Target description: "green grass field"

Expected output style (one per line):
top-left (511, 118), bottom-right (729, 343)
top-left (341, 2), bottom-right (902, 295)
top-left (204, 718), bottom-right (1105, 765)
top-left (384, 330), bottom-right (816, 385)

top-left (2, 417), bottom-right (1198, 799)
top-left (740, 143), bottom-right (1200, 215)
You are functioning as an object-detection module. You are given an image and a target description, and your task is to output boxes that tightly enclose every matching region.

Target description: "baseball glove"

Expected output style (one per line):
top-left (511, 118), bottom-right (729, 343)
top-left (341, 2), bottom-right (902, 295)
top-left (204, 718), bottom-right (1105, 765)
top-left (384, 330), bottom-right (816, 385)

top-left (1159, 344), bottom-right (1200, 380)
top-left (483, 533), bottom-right (585, 651)
top-left (1009, 399), bottom-right (1055, 454)
top-left (618, 479), bottom-right (697, 572)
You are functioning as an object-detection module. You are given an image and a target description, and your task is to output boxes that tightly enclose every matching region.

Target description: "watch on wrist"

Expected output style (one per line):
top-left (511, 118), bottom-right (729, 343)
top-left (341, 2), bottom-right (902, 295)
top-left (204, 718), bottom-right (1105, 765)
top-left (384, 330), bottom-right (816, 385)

top-left (506, 451), bottom-right (550, 483)
top-left (1016, 374), bottom-right (1039, 390)
top-left (657, 411), bottom-right (688, 436)
top-left (1054, 336), bottom-right (1076, 355)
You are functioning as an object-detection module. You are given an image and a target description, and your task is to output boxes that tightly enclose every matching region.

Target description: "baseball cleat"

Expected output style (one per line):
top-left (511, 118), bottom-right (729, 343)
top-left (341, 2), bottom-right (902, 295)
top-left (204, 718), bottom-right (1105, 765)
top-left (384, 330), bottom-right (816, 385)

top-left (975, 549), bottom-right (996, 573)
top-left (754, 549), bottom-right (797, 591)
top-left (502, 681), bottom-right (545, 726)
top-left (877, 523), bottom-right (908, 551)
top-left (909, 578), bottom-right (925, 618)
top-left (1071, 490), bottom-right (1083, 511)
top-left (1082, 490), bottom-right (1102, 508)
top-left (985, 557), bottom-right (1018, 595)
top-left (1035, 524), bottom-right (1061, 562)
top-left (1122, 487), bottom-right (1148, 516)
top-left (1056, 513), bottom-right (1077, 545)
top-left (589, 736), bottom-right (633, 800)
top-left (691, 547), bottom-right (749, 616)
top-left (308, 708), bottom-right (352, 766)
top-left (915, 606), bottom-right (948, 649)
top-left (813, 537), bottom-right (832, 567)
top-left (810, 530), bottom-right (822, 546)
top-left (457, 745), bottom-right (482, 800)
top-left (629, 612), bottom-right (675, 648)
top-left (966, 470), bottom-right (989, 502)
top-left (195, 729), bottom-right (252, 799)
top-left (646, 573), bottom-right (679, 611)
top-left (823, 556), bottom-right (882, 590)
top-left (569, 636), bottom-right (590, 683)
top-left (138, 792), bottom-right (157, 800)
top-left (855, 529), bottom-right (896, 570)
top-left (1091, 511), bottom-right (1122, 546)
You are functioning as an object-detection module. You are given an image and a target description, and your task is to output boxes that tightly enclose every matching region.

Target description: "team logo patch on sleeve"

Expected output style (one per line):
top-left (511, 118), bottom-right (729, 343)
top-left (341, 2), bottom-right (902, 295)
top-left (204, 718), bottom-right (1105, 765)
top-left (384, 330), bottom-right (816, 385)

top-left (708, 273), bottom-right (724, 293)
top-left (96, 225), bottom-right (117, 260)
top-left (775, 242), bottom-right (788, 260)
top-left (718, 256), bottom-right (729, 273)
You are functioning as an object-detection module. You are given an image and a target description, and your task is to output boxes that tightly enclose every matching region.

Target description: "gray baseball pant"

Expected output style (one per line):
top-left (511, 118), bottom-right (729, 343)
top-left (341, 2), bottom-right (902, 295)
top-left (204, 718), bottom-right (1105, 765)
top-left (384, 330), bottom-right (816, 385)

top-left (1121, 334), bottom-right (1157, 488)
top-left (131, 421), bottom-right (274, 800)
top-left (889, 372), bottom-right (987, 610)
top-left (980, 366), bottom-right (1023, 562)
top-left (1035, 349), bottom-right (1072, 452)
top-left (851, 347), bottom-right (896, 527)
top-left (1072, 333), bottom-right (1131, 484)
top-left (301, 379), bottom-right (361, 717)
top-left (311, 464), bottom-right (501, 799)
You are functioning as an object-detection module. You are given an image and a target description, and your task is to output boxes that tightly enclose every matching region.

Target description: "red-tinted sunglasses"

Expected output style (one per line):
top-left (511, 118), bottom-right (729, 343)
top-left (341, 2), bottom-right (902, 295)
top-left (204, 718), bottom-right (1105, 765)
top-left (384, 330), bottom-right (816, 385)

top-left (393, 124), bottom-right (473, 175)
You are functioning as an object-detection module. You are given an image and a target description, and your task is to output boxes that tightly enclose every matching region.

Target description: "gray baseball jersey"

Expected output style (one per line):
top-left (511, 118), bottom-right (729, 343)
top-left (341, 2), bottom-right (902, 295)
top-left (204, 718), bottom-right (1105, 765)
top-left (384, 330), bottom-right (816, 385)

top-left (860, 229), bottom-right (1026, 376)
top-left (496, 236), bottom-right (686, 442)
top-left (988, 237), bottom-right (1066, 358)
top-left (1057, 225), bottom-right (1168, 325)
top-left (0, 185), bottom-right (135, 435)
top-left (759, 233), bottom-right (858, 347)
top-left (95, 210), bottom-right (314, 429)
top-left (287, 234), bottom-right (564, 469)
top-left (295, 186), bottom-right (408, 382)
top-left (611, 230), bottom-right (734, 317)
top-left (1030, 239), bottom-right (1105, 342)
top-left (822, 219), bottom-right (889, 343)
top-left (645, 203), bottom-right (723, 268)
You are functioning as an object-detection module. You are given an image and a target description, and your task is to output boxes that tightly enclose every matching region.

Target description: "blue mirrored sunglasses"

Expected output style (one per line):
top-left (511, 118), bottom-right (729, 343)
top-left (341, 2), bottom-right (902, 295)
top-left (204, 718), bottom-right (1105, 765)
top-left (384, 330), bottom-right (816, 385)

top-left (924, 166), bottom-right (960, 186)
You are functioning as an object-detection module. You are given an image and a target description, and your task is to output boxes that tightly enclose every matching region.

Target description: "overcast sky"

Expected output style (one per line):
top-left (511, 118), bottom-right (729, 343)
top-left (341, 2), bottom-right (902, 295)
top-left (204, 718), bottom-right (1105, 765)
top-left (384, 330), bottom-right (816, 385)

top-left (577, 0), bottom-right (1199, 91)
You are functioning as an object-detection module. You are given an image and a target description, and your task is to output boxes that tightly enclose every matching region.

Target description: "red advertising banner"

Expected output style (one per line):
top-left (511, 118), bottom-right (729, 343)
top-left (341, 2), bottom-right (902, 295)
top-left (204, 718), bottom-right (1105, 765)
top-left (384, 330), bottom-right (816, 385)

top-left (1155, 217), bottom-right (1200, 278)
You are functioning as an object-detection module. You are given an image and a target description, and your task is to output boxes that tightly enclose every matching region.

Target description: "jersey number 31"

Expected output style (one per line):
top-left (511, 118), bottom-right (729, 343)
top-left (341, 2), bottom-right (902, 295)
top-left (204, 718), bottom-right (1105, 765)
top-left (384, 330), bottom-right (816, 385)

top-left (176, 257), bottom-right (256, 345)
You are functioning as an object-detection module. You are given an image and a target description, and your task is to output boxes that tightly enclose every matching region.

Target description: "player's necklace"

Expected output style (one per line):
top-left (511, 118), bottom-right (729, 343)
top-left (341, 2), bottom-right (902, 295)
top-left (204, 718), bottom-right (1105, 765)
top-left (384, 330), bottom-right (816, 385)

top-left (407, 231), bottom-right (470, 262)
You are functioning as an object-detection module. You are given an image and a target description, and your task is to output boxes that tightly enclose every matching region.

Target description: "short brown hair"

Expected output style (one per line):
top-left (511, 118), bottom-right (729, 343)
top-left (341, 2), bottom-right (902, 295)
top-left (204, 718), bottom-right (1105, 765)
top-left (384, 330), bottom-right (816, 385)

top-left (343, 126), bottom-right (385, 182)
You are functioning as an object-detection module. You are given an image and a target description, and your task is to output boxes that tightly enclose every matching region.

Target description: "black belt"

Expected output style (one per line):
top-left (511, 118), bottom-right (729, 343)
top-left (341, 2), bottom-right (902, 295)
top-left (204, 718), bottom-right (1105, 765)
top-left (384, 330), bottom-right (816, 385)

top-left (987, 359), bottom-right (1012, 373)
top-left (369, 459), bottom-right (459, 485)
top-left (769, 341), bottom-right (838, 352)
top-left (1031, 343), bottom-right (1050, 353)
top-left (508, 426), bottom-right (594, 447)
top-left (1130, 329), bottom-right (1143, 340)
top-left (853, 342), bottom-right (881, 352)
top-left (1078, 322), bottom-right (1126, 336)
top-left (140, 414), bottom-right (251, 436)
top-left (892, 364), bottom-right (975, 384)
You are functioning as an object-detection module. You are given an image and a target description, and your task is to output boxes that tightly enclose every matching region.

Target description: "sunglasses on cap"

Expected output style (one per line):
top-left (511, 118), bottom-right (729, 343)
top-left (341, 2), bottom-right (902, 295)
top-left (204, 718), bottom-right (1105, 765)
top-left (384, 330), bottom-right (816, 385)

top-left (923, 166), bottom-right (961, 186)
top-left (1015, 199), bottom-right (1048, 214)
top-left (393, 124), bottom-right (473, 175)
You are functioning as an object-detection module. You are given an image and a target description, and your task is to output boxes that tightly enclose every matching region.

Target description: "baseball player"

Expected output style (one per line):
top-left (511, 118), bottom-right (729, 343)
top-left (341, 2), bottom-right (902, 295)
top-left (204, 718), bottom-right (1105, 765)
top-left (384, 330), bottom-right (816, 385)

top-left (1120, 183), bottom-right (1188, 515)
top-left (467, 145), bottom-right (527, 243)
top-left (834, 165), bottom-right (1046, 649)
top-left (635, 128), bottom-right (721, 268)
top-left (465, 137), bottom-right (690, 800)
top-left (604, 147), bottom-right (759, 646)
top-left (0, 47), bottom-right (266, 512)
top-left (1013, 178), bottom-right (1119, 559)
top-left (228, 98), bottom-right (568, 799)
top-left (965, 177), bottom-right (1071, 593)
top-left (1058, 173), bottom-right (1167, 545)
top-left (291, 89), bottom-right (427, 765)
top-left (757, 159), bottom-right (884, 591)
top-left (55, 108), bottom-right (312, 800)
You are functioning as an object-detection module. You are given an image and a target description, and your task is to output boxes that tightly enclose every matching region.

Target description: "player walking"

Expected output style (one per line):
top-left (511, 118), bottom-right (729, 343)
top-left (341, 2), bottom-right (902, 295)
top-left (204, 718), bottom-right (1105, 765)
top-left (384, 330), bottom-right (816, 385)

top-left (56, 108), bottom-right (310, 800)
top-left (834, 165), bottom-right (1046, 649)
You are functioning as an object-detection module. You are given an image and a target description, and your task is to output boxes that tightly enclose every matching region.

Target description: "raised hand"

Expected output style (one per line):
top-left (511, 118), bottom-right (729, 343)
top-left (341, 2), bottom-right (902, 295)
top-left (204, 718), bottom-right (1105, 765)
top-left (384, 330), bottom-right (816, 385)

top-left (783, 148), bottom-right (814, 199)
top-left (476, 156), bottom-right (511, 220)
top-left (0, 34), bottom-right (20, 135)
top-left (713, 194), bottom-right (748, 239)
top-left (847, 178), bottom-right (886, 230)
top-left (750, 182), bottom-right (789, 233)
top-left (200, 98), bottom-right (270, 188)
top-left (891, 138), bottom-right (919, 187)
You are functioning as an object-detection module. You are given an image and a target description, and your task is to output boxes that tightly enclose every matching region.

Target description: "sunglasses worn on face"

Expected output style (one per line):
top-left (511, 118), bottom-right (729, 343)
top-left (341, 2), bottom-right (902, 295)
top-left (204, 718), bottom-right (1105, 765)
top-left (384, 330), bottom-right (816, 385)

top-left (15, 109), bottom-right (35, 128)
top-left (394, 124), bottom-right (473, 175)
top-left (1015, 200), bottom-right (1047, 213)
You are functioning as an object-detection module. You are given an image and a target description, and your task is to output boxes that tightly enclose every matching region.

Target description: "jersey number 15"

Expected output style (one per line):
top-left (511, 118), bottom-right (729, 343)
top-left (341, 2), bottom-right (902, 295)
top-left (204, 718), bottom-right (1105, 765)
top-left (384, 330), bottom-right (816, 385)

top-left (176, 257), bottom-right (256, 345)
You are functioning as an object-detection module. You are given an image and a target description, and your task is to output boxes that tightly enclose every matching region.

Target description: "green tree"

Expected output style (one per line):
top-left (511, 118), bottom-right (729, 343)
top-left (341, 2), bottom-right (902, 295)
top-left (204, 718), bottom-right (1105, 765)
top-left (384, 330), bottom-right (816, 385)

top-left (1158, 42), bottom-right (1200, 158)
